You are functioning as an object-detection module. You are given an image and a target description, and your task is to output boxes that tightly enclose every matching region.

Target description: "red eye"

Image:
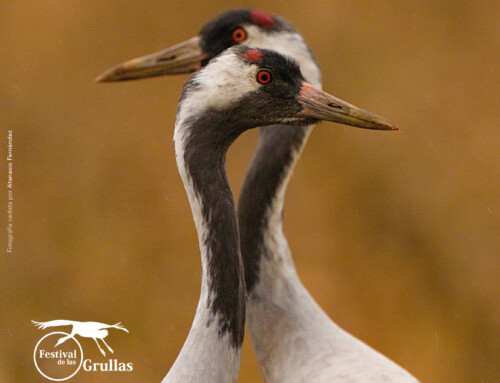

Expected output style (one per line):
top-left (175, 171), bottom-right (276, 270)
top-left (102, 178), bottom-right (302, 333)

top-left (232, 28), bottom-right (247, 42)
top-left (257, 70), bottom-right (272, 84)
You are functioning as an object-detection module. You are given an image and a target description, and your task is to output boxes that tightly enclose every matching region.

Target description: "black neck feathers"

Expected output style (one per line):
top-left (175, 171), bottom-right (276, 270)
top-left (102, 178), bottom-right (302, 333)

top-left (182, 119), bottom-right (246, 348)
top-left (238, 125), bottom-right (309, 293)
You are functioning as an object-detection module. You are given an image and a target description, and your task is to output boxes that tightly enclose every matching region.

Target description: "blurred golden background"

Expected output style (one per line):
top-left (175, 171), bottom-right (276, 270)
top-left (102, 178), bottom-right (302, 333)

top-left (1, 1), bottom-right (499, 382)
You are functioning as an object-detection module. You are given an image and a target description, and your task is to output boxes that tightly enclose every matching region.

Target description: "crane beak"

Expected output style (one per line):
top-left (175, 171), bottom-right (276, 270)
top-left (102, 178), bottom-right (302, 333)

top-left (96, 36), bottom-right (208, 82)
top-left (296, 82), bottom-right (398, 131)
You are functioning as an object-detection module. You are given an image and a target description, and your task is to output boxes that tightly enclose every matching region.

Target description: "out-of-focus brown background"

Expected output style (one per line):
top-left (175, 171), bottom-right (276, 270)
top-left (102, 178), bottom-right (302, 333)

top-left (1, 1), bottom-right (499, 382)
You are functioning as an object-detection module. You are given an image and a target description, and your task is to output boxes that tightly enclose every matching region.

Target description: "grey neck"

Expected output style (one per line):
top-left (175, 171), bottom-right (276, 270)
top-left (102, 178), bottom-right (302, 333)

top-left (238, 124), bottom-right (312, 293)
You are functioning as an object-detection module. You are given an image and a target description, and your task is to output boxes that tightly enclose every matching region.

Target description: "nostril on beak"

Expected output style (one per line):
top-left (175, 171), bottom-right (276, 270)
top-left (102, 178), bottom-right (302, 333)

top-left (159, 55), bottom-right (177, 62)
top-left (328, 103), bottom-right (342, 109)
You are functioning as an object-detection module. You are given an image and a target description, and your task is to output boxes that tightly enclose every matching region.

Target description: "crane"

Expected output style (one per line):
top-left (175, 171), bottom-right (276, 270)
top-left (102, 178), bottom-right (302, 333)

top-left (165, 45), bottom-right (403, 382)
top-left (97, 9), bottom-right (418, 382)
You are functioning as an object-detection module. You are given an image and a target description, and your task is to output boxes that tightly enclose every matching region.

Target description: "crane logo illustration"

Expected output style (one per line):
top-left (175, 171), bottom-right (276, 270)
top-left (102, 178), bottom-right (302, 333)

top-left (33, 320), bottom-right (129, 356)
top-left (32, 320), bottom-right (129, 381)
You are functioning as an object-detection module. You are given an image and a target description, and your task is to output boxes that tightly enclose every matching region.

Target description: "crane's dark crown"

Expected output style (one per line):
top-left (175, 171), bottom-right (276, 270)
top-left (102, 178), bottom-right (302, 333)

top-left (199, 9), bottom-right (296, 62)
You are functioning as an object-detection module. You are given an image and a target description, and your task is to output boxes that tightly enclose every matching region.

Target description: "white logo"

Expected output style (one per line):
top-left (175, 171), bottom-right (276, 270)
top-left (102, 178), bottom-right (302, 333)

top-left (32, 320), bottom-right (128, 356)
top-left (32, 320), bottom-right (132, 381)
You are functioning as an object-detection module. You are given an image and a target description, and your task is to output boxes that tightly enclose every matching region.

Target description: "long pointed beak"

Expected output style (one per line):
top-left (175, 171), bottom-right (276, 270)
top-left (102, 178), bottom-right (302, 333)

top-left (96, 36), bottom-right (208, 82)
top-left (296, 82), bottom-right (398, 131)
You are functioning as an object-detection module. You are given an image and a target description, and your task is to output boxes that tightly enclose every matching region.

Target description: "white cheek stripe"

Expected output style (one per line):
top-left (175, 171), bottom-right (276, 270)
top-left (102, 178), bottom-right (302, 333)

top-left (177, 52), bottom-right (260, 128)
top-left (244, 26), bottom-right (322, 89)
